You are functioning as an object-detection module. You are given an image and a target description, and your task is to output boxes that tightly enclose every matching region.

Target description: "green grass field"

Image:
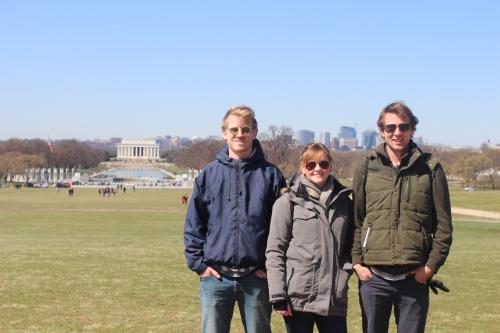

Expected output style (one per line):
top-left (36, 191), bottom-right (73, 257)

top-left (0, 187), bottom-right (499, 332)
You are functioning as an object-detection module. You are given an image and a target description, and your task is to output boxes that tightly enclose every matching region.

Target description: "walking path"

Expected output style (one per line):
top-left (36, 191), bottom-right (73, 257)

top-left (452, 207), bottom-right (500, 222)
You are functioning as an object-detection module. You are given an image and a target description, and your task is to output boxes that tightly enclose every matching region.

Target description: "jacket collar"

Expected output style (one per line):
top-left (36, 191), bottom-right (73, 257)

top-left (371, 140), bottom-right (423, 170)
top-left (290, 174), bottom-right (351, 208)
top-left (216, 139), bottom-right (266, 167)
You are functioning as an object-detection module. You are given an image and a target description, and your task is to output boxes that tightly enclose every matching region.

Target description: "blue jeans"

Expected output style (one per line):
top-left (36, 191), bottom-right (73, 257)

top-left (359, 274), bottom-right (429, 333)
top-left (200, 273), bottom-right (272, 333)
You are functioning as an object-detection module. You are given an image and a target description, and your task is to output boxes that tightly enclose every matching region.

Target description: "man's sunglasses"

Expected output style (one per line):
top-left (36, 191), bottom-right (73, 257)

top-left (383, 123), bottom-right (411, 133)
top-left (305, 160), bottom-right (330, 171)
top-left (228, 127), bottom-right (252, 135)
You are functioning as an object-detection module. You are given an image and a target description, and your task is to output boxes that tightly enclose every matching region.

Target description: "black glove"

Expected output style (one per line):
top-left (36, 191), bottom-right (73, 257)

top-left (428, 278), bottom-right (450, 294)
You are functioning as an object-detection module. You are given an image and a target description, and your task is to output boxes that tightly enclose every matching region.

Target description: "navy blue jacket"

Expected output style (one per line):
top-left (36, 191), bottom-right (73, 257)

top-left (184, 140), bottom-right (286, 274)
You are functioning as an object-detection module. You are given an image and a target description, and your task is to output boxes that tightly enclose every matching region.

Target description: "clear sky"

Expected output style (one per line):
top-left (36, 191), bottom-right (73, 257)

top-left (1, 1), bottom-right (499, 147)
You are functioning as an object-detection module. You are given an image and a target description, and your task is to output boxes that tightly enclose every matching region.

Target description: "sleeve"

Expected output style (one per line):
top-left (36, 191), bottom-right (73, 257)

top-left (275, 170), bottom-right (288, 199)
top-left (426, 164), bottom-right (453, 274)
top-left (341, 197), bottom-right (355, 271)
top-left (183, 174), bottom-right (209, 274)
top-left (265, 195), bottom-right (293, 303)
top-left (351, 159), bottom-right (367, 266)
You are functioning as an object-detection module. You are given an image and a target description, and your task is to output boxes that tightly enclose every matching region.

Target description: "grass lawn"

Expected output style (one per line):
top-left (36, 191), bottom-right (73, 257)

top-left (0, 187), bottom-right (499, 332)
top-left (450, 189), bottom-right (500, 212)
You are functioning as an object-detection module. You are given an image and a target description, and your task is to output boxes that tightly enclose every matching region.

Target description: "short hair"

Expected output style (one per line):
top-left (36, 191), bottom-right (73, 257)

top-left (300, 143), bottom-right (332, 170)
top-left (377, 101), bottom-right (418, 131)
top-left (221, 105), bottom-right (258, 131)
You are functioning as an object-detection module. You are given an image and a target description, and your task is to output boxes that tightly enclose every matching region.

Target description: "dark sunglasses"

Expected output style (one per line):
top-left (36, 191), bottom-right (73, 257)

top-left (228, 126), bottom-right (252, 135)
top-left (305, 160), bottom-right (330, 171)
top-left (384, 123), bottom-right (411, 133)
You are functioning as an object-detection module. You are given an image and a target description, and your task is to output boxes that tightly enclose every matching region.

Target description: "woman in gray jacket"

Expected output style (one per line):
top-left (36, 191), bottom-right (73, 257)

top-left (266, 143), bottom-right (354, 333)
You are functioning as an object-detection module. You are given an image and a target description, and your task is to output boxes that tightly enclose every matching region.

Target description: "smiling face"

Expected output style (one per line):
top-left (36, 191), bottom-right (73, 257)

top-left (222, 115), bottom-right (258, 159)
top-left (381, 112), bottom-right (414, 162)
top-left (301, 151), bottom-right (332, 188)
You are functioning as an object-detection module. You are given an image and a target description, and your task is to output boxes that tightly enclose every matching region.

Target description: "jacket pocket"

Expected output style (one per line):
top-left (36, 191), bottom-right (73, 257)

top-left (292, 208), bottom-right (318, 244)
top-left (286, 263), bottom-right (315, 299)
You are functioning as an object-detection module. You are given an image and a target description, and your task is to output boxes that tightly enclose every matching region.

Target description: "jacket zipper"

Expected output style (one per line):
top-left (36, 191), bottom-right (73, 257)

top-left (362, 226), bottom-right (371, 249)
top-left (235, 162), bottom-right (240, 267)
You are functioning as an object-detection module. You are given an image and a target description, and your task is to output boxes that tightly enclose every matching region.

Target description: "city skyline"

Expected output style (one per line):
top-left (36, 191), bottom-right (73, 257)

top-left (1, 1), bottom-right (499, 148)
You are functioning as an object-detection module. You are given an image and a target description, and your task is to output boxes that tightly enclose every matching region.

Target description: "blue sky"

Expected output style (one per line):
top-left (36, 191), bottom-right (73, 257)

top-left (1, 1), bottom-right (499, 147)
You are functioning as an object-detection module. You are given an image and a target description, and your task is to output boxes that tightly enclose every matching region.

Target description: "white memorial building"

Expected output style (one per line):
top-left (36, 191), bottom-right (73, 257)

top-left (116, 139), bottom-right (160, 160)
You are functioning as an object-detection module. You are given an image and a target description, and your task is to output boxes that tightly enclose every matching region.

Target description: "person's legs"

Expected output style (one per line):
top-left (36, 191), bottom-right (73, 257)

top-left (358, 280), bottom-right (368, 333)
top-left (315, 315), bottom-right (347, 333)
top-left (283, 311), bottom-right (315, 333)
top-left (359, 274), bottom-right (394, 333)
top-left (236, 273), bottom-right (272, 333)
top-left (200, 275), bottom-right (235, 333)
top-left (394, 278), bottom-right (429, 333)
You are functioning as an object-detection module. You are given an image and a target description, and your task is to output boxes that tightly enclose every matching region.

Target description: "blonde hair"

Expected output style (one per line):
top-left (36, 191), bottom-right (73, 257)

top-left (221, 105), bottom-right (258, 131)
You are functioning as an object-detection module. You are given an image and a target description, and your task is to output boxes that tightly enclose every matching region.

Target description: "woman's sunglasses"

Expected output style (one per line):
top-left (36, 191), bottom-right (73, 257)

top-left (305, 160), bottom-right (330, 171)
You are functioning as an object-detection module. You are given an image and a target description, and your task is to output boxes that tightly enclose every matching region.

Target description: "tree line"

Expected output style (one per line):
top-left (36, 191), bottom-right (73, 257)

top-left (2, 133), bottom-right (499, 189)
top-left (172, 126), bottom-right (500, 190)
top-left (0, 138), bottom-right (104, 182)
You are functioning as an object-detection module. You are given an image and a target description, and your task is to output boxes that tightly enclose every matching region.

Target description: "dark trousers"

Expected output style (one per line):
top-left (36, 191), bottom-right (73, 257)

top-left (359, 274), bottom-right (429, 333)
top-left (284, 311), bottom-right (347, 333)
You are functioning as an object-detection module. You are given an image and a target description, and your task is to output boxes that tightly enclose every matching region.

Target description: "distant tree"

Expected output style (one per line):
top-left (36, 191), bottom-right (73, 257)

top-left (0, 138), bottom-right (104, 170)
top-left (173, 139), bottom-right (224, 170)
top-left (260, 125), bottom-right (296, 178)
top-left (161, 150), bottom-right (178, 163)
top-left (331, 150), bottom-right (366, 180)
top-left (0, 152), bottom-right (46, 182)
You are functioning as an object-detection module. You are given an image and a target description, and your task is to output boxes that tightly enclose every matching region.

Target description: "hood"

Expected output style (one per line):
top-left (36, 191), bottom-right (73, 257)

top-left (216, 139), bottom-right (266, 166)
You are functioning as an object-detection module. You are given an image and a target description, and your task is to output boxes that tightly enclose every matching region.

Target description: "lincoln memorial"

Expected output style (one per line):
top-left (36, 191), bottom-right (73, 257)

top-left (116, 139), bottom-right (160, 161)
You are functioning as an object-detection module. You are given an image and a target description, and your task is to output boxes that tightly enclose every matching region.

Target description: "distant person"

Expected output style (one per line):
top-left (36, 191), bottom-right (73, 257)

top-left (180, 193), bottom-right (188, 204)
top-left (352, 101), bottom-right (453, 333)
top-left (266, 143), bottom-right (354, 333)
top-left (184, 105), bottom-right (286, 333)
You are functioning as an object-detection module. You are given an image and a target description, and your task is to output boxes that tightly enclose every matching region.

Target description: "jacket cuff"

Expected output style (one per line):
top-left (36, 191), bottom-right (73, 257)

top-left (351, 256), bottom-right (362, 266)
top-left (196, 263), bottom-right (208, 275)
top-left (425, 258), bottom-right (441, 275)
top-left (269, 293), bottom-right (287, 302)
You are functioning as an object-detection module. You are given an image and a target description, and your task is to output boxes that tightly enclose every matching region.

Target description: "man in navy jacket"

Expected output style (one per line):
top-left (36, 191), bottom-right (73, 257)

top-left (184, 105), bottom-right (286, 333)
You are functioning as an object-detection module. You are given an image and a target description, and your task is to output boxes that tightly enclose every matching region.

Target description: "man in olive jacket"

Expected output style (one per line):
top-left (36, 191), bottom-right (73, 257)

top-left (352, 101), bottom-right (453, 333)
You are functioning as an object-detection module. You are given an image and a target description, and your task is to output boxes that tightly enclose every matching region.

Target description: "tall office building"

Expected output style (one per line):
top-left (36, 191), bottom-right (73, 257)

top-left (338, 126), bottom-right (356, 140)
top-left (296, 130), bottom-right (315, 145)
top-left (319, 132), bottom-right (331, 148)
top-left (338, 126), bottom-right (357, 150)
top-left (362, 129), bottom-right (378, 149)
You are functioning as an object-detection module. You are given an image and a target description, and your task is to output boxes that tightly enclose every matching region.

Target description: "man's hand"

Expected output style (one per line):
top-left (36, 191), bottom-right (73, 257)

top-left (410, 265), bottom-right (433, 284)
top-left (200, 266), bottom-right (221, 279)
top-left (353, 264), bottom-right (372, 281)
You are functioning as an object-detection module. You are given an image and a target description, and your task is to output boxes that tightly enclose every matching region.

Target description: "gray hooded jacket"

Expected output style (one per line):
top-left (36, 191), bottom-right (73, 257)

top-left (265, 175), bottom-right (354, 316)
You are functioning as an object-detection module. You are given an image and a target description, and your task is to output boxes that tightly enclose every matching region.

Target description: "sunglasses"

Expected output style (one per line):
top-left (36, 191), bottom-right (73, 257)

top-left (383, 123), bottom-right (411, 133)
top-left (228, 126), bottom-right (252, 135)
top-left (305, 160), bottom-right (330, 171)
